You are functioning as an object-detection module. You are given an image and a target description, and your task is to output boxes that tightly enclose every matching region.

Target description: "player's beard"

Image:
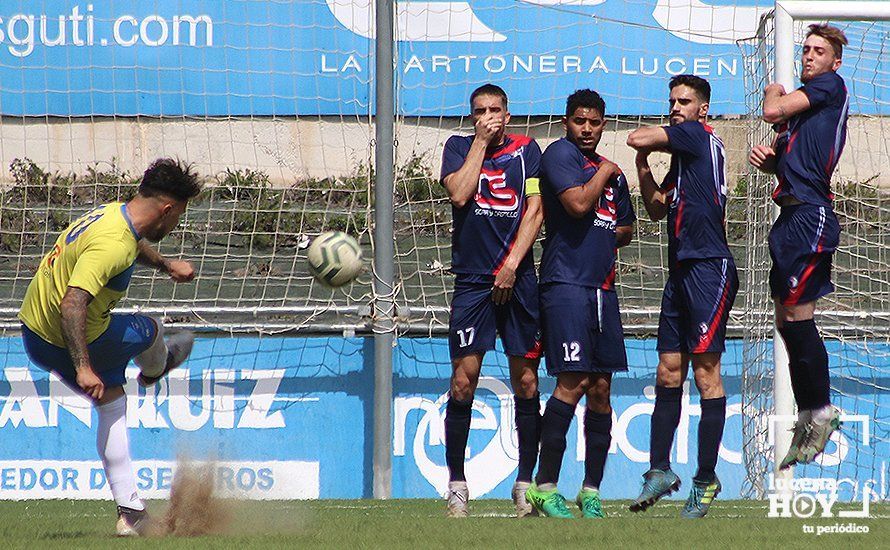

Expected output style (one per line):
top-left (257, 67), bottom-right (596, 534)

top-left (145, 231), bottom-right (163, 243)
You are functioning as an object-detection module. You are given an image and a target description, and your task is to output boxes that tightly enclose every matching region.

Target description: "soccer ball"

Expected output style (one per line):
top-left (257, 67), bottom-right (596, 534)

top-left (307, 231), bottom-right (364, 287)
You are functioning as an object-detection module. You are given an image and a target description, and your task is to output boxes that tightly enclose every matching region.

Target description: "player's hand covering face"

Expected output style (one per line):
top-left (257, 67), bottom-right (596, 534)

top-left (801, 35), bottom-right (842, 83)
top-left (471, 94), bottom-right (510, 146)
top-left (668, 84), bottom-right (708, 126)
top-left (564, 107), bottom-right (605, 153)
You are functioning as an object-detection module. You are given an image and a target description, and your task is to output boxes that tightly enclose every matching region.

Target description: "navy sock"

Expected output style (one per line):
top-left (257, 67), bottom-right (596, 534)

top-left (514, 394), bottom-right (542, 483)
top-left (649, 385), bottom-right (682, 471)
top-left (779, 320), bottom-right (830, 410)
top-left (534, 396), bottom-right (575, 486)
top-left (778, 325), bottom-right (811, 408)
top-left (695, 396), bottom-right (726, 483)
top-left (583, 408), bottom-right (612, 489)
top-left (444, 397), bottom-right (473, 482)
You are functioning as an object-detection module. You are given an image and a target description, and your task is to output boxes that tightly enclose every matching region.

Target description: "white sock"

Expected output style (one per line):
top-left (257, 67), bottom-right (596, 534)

top-left (811, 405), bottom-right (835, 425)
top-left (582, 485), bottom-right (599, 493)
top-left (96, 395), bottom-right (144, 511)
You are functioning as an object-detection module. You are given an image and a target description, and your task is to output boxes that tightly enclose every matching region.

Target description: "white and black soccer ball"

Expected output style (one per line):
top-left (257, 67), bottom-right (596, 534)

top-left (307, 231), bottom-right (364, 287)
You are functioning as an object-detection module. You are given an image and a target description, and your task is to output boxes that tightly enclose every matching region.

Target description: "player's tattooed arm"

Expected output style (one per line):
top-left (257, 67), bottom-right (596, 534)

top-left (443, 114), bottom-right (502, 208)
top-left (137, 240), bottom-right (196, 283)
top-left (60, 286), bottom-right (104, 400)
top-left (559, 160), bottom-right (620, 218)
top-left (492, 194), bottom-right (543, 305)
top-left (634, 151), bottom-right (670, 222)
top-left (762, 83), bottom-right (811, 124)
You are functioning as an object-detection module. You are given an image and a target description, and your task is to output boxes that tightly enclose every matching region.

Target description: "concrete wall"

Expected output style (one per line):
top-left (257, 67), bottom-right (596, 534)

top-left (0, 116), bottom-right (886, 189)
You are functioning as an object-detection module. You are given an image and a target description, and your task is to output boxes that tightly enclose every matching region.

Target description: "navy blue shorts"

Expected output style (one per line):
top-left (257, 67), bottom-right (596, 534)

top-left (21, 314), bottom-right (158, 389)
top-left (769, 204), bottom-right (840, 306)
top-left (448, 272), bottom-right (541, 360)
top-left (540, 283), bottom-right (627, 375)
top-left (658, 257), bottom-right (738, 354)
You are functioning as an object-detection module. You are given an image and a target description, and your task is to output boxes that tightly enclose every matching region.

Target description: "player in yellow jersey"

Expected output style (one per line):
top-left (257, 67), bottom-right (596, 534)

top-left (18, 158), bottom-right (202, 536)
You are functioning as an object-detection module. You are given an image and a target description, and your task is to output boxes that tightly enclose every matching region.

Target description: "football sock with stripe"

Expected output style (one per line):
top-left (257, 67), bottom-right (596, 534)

top-left (650, 385), bottom-right (683, 471)
top-left (444, 396), bottom-right (473, 482)
top-left (96, 395), bottom-right (144, 511)
top-left (534, 396), bottom-right (575, 486)
top-left (694, 396), bottom-right (726, 483)
top-left (514, 393), bottom-right (542, 483)
top-left (583, 408), bottom-right (612, 490)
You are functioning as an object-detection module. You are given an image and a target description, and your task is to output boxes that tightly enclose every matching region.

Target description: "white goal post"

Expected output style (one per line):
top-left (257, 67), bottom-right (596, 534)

top-left (771, 0), bottom-right (890, 487)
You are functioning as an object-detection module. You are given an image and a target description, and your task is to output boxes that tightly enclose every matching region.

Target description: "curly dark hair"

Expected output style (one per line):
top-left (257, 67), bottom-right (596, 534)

top-left (669, 74), bottom-right (711, 103)
top-left (565, 89), bottom-right (605, 118)
top-left (138, 158), bottom-right (202, 201)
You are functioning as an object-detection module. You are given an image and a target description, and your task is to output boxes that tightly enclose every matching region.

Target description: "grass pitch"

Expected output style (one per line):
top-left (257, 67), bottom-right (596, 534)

top-left (0, 499), bottom-right (885, 549)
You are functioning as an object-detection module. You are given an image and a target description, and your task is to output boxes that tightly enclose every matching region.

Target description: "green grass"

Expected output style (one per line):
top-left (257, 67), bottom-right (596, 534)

top-left (0, 499), bottom-right (886, 549)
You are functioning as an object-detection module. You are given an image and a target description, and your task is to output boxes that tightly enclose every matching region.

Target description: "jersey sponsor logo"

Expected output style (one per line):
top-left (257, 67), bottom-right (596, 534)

top-left (475, 167), bottom-right (519, 212)
top-left (595, 184), bottom-right (617, 223)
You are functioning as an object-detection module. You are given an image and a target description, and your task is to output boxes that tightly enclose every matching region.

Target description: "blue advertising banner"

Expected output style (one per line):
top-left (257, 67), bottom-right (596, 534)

top-left (1, 335), bottom-right (887, 501)
top-left (0, 1), bottom-right (885, 116)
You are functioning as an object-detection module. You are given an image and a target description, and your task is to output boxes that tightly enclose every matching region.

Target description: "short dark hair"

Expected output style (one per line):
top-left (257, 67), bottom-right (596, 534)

top-left (565, 89), bottom-right (606, 118)
top-left (806, 24), bottom-right (848, 59)
top-left (470, 83), bottom-right (508, 109)
top-left (669, 74), bottom-right (711, 103)
top-left (138, 158), bottom-right (202, 202)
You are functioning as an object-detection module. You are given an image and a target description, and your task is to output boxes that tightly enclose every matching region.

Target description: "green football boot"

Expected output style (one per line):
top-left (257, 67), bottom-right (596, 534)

top-left (797, 407), bottom-right (842, 464)
top-left (779, 418), bottom-right (811, 470)
top-left (575, 488), bottom-right (605, 518)
top-left (629, 469), bottom-right (681, 512)
top-left (525, 483), bottom-right (574, 518)
top-left (681, 477), bottom-right (722, 518)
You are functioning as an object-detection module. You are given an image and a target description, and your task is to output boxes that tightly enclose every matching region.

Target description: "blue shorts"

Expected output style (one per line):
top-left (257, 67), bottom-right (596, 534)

top-left (769, 204), bottom-right (840, 306)
top-left (21, 314), bottom-right (158, 389)
top-left (448, 272), bottom-right (541, 360)
top-left (658, 257), bottom-right (738, 354)
top-left (540, 284), bottom-right (627, 375)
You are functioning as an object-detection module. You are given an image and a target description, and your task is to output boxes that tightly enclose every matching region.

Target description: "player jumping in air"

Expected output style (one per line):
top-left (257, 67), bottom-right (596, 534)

top-left (525, 89), bottom-right (635, 518)
top-left (440, 84), bottom-right (545, 518)
top-left (627, 75), bottom-right (738, 518)
top-left (18, 159), bottom-right (202, 535)
top-left (749, 24), bottom-right (849, 468)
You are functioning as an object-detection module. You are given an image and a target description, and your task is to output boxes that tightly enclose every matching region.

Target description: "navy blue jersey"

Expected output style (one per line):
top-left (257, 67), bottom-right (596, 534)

top-left (539, 138), bottom-right (635, 289)
top-left (441, 134), bottom-right (542, 276)
top-left (774, 71), bottom-right (849, 207)
top-left (662, 121), bottom-right (732, 268)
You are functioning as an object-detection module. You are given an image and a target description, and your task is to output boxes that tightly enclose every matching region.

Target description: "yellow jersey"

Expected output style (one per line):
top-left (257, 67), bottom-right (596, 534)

top-left (19, 202), bottom-right (140, 346)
